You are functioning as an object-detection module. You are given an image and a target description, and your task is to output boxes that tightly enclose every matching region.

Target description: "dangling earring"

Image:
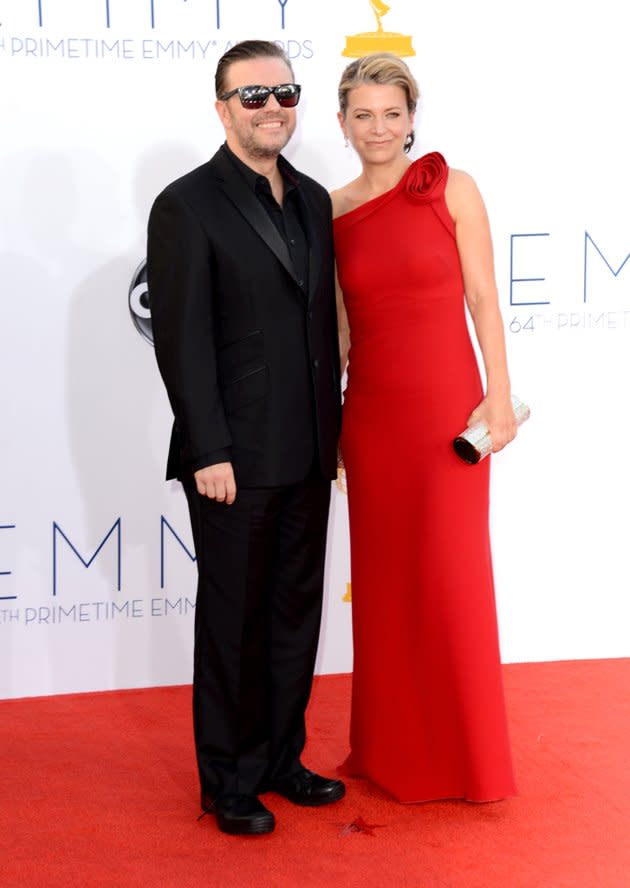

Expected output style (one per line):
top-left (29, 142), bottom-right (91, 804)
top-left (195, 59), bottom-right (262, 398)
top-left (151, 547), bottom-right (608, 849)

top-left (344, 136), bottom-right (349, 148)
top-left (404, 131), bottom-right (415, 153)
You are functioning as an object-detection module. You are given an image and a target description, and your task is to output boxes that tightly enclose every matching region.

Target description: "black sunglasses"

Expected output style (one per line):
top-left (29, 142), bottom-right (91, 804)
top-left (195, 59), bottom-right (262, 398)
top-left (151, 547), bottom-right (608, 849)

top-left (219, 83), bottom-right (302, 109)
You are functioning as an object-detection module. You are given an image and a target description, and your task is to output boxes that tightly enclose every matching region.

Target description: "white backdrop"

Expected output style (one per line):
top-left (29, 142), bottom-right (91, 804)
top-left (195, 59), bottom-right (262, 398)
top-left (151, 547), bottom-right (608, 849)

top-left (1, 0), bottom-right (629, 699)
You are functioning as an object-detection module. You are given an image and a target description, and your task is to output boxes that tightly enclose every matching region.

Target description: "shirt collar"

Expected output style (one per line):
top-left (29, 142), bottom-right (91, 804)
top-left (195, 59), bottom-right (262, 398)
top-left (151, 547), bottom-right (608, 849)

top-left (221, 142), bottom-right (300, 197)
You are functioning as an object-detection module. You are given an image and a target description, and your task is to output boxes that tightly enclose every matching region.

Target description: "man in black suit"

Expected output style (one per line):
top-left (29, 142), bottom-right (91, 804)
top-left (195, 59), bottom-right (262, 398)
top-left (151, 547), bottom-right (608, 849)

top-left (147, 41), bottom-right (343, 835)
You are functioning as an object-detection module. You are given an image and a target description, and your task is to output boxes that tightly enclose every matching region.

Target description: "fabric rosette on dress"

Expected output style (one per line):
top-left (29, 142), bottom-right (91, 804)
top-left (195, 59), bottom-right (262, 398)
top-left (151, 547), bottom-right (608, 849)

top-left (403, 151), bottom-right (448, 203)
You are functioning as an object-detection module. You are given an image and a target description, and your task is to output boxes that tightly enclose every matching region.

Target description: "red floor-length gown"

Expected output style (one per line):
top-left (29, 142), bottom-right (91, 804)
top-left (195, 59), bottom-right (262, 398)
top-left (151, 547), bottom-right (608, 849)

top-left (334, 153), bottom-right (517, 803)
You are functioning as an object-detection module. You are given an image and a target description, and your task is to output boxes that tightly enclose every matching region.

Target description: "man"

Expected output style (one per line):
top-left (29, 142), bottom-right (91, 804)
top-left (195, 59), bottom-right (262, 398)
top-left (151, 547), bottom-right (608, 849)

top-left (147, 41), bottom-right (343, 836)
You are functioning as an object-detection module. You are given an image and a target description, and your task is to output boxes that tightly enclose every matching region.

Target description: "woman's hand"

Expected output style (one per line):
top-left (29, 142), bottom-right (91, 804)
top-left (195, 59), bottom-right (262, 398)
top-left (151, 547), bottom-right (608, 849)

top-left (337, 443), bottom-right (345, 470)
top-left (467, 395), bottom-right (517, 453)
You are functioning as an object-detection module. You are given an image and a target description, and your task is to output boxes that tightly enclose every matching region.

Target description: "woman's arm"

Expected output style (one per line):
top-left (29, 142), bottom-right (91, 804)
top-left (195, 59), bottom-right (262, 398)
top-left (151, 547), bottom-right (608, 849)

top-left (445, 170), bottom-right (516, 451)
top-left (330, 189), bottom-right (351, 376)
top-left (335, 266), bottom-right (351, 376)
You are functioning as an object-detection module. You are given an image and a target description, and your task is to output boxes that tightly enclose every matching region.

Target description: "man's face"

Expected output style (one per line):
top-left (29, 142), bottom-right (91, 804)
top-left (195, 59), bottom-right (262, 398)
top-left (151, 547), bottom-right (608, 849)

top-left (216, 57), bottom-right (298, 161)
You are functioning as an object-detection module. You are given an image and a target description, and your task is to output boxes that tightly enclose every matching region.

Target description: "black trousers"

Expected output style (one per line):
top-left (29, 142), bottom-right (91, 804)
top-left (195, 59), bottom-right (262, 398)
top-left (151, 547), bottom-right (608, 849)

top-left (183, 471), bottom-right (331, 798)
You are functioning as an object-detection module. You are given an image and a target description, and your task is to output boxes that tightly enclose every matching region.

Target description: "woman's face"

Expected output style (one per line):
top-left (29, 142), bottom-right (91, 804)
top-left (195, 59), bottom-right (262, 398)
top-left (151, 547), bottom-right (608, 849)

top-left (339, 83), bottom-right (413, 165)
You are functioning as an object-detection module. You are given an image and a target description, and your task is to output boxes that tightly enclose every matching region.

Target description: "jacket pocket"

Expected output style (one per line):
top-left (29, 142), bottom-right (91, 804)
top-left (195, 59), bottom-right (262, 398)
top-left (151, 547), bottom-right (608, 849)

top-left (218, 328), bottom-right (263, 352)
top-left (222, 365), bottom-right (268, 415)
top-left (218, 329), bottom-right (264, 380)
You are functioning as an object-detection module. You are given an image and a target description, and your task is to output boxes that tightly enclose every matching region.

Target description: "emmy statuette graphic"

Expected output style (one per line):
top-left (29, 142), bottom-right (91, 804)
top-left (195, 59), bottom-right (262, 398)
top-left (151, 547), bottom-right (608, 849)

top-left (342, 0), bottom-right (415, 58)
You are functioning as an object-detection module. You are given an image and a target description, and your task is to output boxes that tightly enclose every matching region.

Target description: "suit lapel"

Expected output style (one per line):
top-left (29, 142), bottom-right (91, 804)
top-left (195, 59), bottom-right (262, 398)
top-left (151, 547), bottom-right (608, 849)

top-left (211, 148), bottom-right (300, 287)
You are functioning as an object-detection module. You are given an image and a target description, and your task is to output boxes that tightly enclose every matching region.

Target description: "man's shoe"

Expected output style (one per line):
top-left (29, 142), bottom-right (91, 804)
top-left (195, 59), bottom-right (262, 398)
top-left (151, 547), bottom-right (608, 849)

top-left (267, 769), bottom-right (346, 807)
top-left (201, 792), bottom-right (275, 835)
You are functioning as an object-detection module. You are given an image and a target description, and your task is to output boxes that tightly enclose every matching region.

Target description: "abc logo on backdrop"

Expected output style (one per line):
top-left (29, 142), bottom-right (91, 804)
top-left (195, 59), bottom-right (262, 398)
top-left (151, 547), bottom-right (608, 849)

top-left (128, 260), bottom-right (154, 346)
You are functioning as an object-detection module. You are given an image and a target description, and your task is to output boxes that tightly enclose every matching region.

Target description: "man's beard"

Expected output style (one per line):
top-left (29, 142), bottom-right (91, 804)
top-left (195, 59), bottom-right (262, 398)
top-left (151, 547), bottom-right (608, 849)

top-left (234, 114), bottom-right (293, 160)
top-left (244, 139), bottom-right (283, 159)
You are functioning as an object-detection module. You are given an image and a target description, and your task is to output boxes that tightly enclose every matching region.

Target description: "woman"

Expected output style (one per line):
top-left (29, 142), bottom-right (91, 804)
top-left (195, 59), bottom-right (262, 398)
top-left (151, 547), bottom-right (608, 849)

top-left (332, 54), bottom-right (517, 803)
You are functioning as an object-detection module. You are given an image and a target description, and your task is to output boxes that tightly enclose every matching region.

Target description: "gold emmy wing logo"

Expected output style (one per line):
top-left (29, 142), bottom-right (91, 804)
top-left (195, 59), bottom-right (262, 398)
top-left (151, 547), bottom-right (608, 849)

top-left (343, 0), bottom-right (415, 58)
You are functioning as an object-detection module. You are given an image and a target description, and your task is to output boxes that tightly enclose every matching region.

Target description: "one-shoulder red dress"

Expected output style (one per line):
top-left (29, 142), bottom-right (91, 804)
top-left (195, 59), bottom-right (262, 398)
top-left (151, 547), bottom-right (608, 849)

top-left (334, 153), bottom-right (516, 803)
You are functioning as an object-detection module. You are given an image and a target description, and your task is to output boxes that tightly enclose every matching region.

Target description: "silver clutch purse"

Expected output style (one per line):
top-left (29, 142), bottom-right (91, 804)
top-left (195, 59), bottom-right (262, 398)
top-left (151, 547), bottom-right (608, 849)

top-left (453, 396), bottom-right (530, 464)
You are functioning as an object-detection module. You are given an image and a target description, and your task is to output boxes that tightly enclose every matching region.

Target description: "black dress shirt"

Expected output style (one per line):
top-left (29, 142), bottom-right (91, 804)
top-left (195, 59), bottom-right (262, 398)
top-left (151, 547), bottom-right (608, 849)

top-left (223, 143), bottom-right (310, 291)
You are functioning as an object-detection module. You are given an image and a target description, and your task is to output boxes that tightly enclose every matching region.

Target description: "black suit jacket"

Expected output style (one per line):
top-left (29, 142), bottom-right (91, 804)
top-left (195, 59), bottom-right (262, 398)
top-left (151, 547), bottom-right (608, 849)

top-left (147, 146), bottom-right (341, 486)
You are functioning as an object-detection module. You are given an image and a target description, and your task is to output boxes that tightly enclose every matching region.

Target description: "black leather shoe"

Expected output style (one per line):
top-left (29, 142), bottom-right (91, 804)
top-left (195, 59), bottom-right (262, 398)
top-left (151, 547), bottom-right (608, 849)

top-left (267, 769), bottom-right (346, 807)
top-left (201, 793), bottom-right (275, 835)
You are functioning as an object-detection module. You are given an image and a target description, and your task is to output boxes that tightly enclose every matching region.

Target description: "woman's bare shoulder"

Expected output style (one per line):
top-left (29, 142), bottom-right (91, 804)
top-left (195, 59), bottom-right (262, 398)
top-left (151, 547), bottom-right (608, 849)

top-left (445, 167), bottom-right (478, 194)
top-left (445, 168), bottom-right (485, 219)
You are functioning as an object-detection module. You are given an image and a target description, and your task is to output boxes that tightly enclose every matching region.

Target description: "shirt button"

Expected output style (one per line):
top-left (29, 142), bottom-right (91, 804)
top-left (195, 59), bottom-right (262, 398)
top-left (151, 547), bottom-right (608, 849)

top-left (289, 238), bottom-right (296, 246)
top-left (307, 311), bottom-right (313, 321)
top-left (312, 358), bottom-right (319, 369)
top-left (298, 279), bottom-right (304, 288)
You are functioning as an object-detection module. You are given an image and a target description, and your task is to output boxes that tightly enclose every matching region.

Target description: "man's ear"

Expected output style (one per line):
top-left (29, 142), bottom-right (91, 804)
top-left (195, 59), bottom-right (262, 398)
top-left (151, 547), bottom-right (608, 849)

top-left (215, 99), bottom-right (231, 130)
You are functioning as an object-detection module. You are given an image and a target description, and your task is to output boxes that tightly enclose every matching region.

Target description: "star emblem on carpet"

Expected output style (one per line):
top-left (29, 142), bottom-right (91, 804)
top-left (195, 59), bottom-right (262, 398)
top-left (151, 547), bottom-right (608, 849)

top-left (339, 816), bottom-right (385, 837)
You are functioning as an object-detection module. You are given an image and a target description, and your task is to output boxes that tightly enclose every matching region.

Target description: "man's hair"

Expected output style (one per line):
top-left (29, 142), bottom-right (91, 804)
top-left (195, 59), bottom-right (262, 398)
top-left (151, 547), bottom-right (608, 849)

top-left (215, 40), bottom-right (295, 98)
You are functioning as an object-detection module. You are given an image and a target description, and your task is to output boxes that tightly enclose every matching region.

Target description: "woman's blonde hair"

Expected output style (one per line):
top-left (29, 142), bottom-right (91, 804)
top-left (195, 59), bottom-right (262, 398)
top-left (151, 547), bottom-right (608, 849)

top-left (338, 54), bottom-right (419, 152)
top-left (338, 53), bottom-right (419, 116)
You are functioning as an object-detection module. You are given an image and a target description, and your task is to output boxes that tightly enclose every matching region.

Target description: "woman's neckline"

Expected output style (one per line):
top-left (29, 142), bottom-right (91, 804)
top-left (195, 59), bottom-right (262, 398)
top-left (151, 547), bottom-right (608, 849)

top-left (333, 159), bottom-right (415, 223)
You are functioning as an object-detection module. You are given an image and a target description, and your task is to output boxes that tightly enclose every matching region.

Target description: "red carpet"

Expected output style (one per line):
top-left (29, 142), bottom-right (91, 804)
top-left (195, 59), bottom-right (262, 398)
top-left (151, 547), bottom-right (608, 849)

top-left (1, 660), bottom-right (629, 888)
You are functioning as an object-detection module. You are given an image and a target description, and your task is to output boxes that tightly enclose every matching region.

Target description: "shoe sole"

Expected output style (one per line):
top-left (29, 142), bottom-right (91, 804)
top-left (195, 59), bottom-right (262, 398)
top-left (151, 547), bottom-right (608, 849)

top-left (217, 816), bottom-right (275, 835)
top-left (201, 802), bottom-right (275, 836)
top-left (281, 785), bottom-right (346, 807)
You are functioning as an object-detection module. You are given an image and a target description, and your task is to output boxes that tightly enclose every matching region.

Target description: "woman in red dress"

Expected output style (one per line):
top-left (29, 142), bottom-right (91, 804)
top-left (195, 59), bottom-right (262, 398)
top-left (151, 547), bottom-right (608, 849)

top-left (332, 54), bottom-right (518, 803)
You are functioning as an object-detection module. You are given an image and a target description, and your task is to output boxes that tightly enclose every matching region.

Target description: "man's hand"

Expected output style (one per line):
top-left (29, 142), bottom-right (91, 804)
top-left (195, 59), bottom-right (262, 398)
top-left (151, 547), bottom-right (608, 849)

top-left (194, 462), bottom-right (237, 504)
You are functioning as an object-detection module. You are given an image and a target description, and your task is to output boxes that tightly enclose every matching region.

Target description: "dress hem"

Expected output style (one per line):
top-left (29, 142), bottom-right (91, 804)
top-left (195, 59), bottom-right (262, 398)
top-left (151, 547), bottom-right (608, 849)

top-left (338, 759), bottom-right (517, 805)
